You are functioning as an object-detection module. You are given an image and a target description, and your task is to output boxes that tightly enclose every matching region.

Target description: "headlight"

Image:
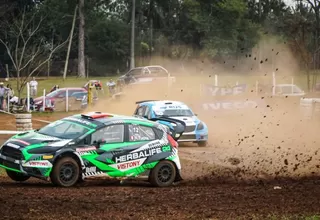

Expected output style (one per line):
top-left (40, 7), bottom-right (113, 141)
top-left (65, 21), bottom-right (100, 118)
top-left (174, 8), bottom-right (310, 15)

top-left (197, 122), bottom-right (204, 130)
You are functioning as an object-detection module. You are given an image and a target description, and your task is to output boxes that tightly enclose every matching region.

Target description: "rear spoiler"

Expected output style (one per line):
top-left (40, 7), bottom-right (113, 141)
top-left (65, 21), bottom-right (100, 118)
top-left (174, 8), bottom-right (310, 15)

top-left (135, 100), bottom-right (159, 104)
top-left (148, 116), bottom-right (186, 141)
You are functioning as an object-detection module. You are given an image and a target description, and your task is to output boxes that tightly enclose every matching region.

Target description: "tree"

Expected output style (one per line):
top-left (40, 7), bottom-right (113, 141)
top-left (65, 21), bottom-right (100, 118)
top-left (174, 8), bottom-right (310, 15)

top-left (0, 8), bottom-right (68, 97)
top-left (78, 0), bottom-right (86, 77)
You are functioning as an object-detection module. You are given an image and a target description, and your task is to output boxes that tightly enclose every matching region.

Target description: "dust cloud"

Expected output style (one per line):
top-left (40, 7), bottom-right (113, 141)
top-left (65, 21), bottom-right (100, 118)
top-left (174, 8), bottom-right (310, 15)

top-left (84, 39), bottom-right (320, 183)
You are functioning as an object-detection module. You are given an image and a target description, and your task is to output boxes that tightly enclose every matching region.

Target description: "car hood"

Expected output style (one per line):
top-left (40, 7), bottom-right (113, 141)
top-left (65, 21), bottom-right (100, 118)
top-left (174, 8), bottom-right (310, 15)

top-left (3, 130), bottom-right (73, 149)
top-left (166, 116), bottom-right (199, 126)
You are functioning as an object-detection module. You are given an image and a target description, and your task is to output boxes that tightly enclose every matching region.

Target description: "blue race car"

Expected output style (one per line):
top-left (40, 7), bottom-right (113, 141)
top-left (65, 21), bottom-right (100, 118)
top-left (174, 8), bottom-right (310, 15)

top-left (133, 100), bottom-right (208, 147)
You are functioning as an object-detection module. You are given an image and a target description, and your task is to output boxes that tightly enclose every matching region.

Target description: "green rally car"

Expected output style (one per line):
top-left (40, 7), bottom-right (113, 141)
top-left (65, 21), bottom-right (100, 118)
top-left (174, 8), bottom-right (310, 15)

top-left (0, 112), bottom-right (186, 187)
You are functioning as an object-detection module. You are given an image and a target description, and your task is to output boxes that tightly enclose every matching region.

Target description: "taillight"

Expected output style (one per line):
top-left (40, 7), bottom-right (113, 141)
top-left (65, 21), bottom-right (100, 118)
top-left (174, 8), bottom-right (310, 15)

top-left (167, 134), bottom-right (178, 149)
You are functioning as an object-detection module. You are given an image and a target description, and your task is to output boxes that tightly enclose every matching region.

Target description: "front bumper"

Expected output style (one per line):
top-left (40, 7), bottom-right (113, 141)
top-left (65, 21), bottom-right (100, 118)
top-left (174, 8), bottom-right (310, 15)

top-left (0, 150), bottom-right (52, 179)
top-left (178, 131), bottom-right (208, 142)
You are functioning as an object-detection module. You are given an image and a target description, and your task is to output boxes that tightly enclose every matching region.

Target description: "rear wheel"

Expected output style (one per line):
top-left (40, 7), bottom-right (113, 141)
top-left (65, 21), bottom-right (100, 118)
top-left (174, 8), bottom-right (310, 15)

top-left (149, 160), bottom-right (177, 187)
top-left (6, 170), bottom-right (30, 182)
top-left (50, 157), bottom-right (80, 187)
top-left (197, 141), bottom-right (208, 147)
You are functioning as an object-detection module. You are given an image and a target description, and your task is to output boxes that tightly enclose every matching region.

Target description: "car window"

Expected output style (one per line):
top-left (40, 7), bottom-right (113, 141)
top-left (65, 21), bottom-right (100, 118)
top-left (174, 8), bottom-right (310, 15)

top-left (46, 89), bottom-right (60, 98)
top-left (148, 67), bottom-right (168, 77)
top-left (128, 124), bottom-right (155, 142)
top-left (91, 124), bottom-right (124, 144)
top-left (68, 90), bottom-right (84, 97)
top-left (128, 68), bottom-right (142, 76)
top-left (135, 106), bottom-right (146, 116)
top-left (56, 91), bottom-right (66, 98)
top-left (142, 68), bottom-right (150, 75)
top-left (37, 120), bottom-right (89, 139)
top-left (144, 106), bottom-right (150, 118)
top-left (280, 85), bottom-right (302, 94)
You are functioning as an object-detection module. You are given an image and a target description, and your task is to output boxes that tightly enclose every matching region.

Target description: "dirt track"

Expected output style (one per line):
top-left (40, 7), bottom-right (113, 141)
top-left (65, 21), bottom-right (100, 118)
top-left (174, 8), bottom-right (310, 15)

top-left (1, 175), bottom-right (320, 220)
top-left (1, 79), bottom-right (320, 219)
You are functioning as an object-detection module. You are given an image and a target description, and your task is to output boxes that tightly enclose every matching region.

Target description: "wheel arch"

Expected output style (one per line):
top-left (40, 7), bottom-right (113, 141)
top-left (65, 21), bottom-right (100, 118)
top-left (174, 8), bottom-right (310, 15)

top-left (52, 151), bottom-right (84, 173)
top-left (159, 158), bottom-right (183, 182)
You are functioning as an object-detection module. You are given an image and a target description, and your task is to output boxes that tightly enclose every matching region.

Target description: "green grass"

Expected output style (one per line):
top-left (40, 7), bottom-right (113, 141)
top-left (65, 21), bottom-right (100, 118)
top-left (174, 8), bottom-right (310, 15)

top-left (0, 168), bottom-right (4, 176)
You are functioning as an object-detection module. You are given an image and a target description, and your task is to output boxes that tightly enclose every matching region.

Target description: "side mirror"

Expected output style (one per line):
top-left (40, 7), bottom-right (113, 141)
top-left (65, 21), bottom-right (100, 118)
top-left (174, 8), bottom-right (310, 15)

top-left (98, 139), bottom-right (106, 144)
top-left (194, 113), bottom-right (198, 116)
top-left (95, 139), bottom-right (106, 146)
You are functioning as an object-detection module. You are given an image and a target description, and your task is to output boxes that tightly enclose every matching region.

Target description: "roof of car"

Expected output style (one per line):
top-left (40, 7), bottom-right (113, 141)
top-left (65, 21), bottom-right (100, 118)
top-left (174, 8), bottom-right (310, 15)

top-left (139, 100), bottom-right (187, 106)
top-left (64, 112), bottom-right (158, 128)
top-left (59, 87), bottom-right (86, 90)
top-left (275, 84), bottom-right (299, 87)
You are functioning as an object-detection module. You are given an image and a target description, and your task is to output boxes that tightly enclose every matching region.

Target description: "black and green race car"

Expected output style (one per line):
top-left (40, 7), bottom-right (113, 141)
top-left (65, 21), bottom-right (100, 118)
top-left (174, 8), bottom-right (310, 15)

top-left (0, 112), bottom-right (186, 187)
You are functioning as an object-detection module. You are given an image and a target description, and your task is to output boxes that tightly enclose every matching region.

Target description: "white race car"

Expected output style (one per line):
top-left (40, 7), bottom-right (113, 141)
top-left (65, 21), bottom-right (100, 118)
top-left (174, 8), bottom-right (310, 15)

top-left (133, 100), bottom-right (209, 147)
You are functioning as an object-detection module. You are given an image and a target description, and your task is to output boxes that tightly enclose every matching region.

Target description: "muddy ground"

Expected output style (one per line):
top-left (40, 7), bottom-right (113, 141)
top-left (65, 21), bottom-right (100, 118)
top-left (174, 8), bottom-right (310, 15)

top-left (0, 79), bottom-right (320, 219)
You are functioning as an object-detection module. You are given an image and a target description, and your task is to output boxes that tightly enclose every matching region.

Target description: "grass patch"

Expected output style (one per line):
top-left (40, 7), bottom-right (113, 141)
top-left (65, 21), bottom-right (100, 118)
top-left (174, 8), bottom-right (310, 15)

top-left (0, 168), bottom-right (4, 176)
top-left (4, 76), bottom-right (116, 97)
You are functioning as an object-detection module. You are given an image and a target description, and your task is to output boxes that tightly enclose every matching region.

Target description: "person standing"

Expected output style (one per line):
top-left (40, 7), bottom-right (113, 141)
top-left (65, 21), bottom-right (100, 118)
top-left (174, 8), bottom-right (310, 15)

top-left (30, 77), bottom-right (38, 97)
top-left (0, 82), bottom-right (5, 110)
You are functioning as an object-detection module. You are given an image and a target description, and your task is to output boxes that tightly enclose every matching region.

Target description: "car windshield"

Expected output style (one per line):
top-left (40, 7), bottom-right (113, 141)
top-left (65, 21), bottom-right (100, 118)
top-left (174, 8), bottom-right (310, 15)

top-left (46, 90), bottom-right (60, 98)
top-left (153, 106), bottom-right (194, 117)
top-left (37, 120), bottom-right (90, 139)
top-left (278, 85), bottom-right (303, 94)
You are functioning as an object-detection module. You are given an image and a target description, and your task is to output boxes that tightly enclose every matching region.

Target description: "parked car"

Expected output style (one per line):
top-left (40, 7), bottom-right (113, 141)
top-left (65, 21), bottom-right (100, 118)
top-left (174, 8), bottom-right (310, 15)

top-left (117, 65), bottom-right (176, 85)
top-left (274, 84), bottom-right (306, 97)
top-left (33, 87), bottom-right (87, 111)
top-left (0, 111), bottom-right (185, 187)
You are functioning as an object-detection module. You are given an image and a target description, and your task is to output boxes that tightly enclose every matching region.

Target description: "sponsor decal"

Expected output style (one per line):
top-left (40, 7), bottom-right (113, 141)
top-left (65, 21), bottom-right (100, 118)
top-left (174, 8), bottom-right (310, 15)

top-left (203, 84), bottom-right (247, 96)
top-left (6, 143), bottom-right (20, 149)
top-left (202, 99), bottom-right (265, 111)
top-left (85, 166), bottom-right (96, 173)
top-left (162, 146), bottom-right (171, 152)
top-left (117, 160), bottom-right (141, 170)
top-left (110, 158), bottom-right (146, 171)
top-left (43, 155), bottom-right (54, 159)
top-left (23, 160), bottom-right (52, 168)
top-left (115, 147), bottom-right (162, 163)
top-left (203, 101), bottom-right (257, 110)
top-left (76, 146), bottom-right (96, 152)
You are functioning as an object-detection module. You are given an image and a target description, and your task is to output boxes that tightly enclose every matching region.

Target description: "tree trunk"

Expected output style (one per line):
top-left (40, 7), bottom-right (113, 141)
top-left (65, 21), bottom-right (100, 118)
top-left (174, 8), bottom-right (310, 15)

top-left (130, 0), bottom-right (136, 69)
top-left (78, 0), bottom-right (86, 78)
top-left (64, 4), bottom-right (78, 80)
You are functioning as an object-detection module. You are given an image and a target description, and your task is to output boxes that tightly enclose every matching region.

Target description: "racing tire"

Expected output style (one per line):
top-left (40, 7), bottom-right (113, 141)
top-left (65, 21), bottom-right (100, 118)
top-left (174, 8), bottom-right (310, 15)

top-left (149, 160), bottom-right (177, 187)
top-left (50, 157), bottom-right (80, 187)
top-left (197, 141), bottom-right (208, 147)
top-left (6, 170), bottom-right (30, 182)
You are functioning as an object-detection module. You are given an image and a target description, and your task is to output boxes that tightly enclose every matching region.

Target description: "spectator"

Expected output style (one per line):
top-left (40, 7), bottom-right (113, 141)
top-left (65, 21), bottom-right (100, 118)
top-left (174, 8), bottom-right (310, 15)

top-left (30, 77), bottom-right (38, 97)
top-left (0, 82), bottom-right (5, 110)
top-left (5, 84), bottom-right (14, 100)
top-left (50, 85), bottom-right (59, 93)
top-left (106, 79), bottom-right (116, 95)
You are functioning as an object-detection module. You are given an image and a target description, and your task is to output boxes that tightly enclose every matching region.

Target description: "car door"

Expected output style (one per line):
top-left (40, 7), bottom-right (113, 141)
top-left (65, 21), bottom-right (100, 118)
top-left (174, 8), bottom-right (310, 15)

top-left (79, 124), bottom-right (128, 174)
top-left (111, 123), bottom-right (161, 170)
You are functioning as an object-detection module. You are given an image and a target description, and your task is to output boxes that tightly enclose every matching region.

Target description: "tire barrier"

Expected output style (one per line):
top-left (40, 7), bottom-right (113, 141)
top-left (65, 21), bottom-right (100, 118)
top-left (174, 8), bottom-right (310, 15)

top-left (15, 113), bottom-right (32, 131)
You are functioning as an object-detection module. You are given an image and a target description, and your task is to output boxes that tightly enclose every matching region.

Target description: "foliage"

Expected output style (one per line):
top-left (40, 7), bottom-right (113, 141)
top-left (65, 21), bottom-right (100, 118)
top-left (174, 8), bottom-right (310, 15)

top-left (0, 0), bottom-right (319, 79)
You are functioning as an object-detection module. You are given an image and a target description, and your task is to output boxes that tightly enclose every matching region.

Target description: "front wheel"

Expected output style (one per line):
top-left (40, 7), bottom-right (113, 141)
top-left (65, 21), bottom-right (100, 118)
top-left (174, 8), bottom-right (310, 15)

top-left (149, 160), bottom-right (177, 187)
top-left (6, 170), bottom-right (30, 182)
top-left (50, 157), bottom-right (80, 187)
